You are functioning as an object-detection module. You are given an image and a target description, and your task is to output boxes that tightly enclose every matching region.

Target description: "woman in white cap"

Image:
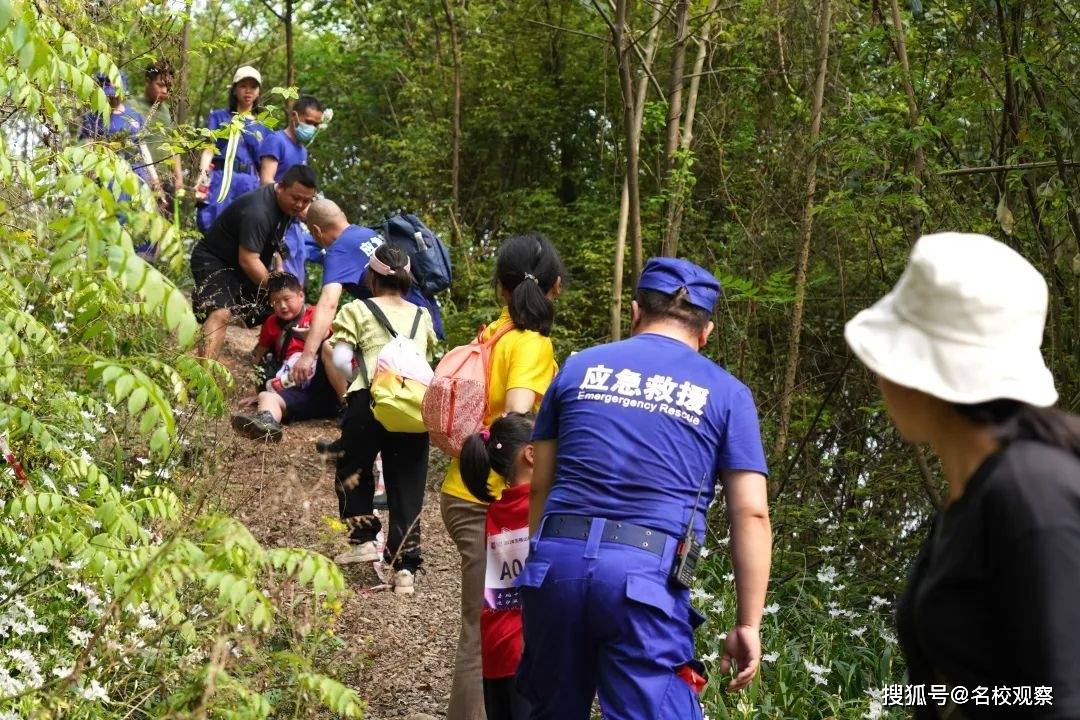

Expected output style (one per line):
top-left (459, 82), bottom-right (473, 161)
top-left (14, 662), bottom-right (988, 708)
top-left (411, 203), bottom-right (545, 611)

top-left (845, 232), bottom-right (1080, 718)
top-left (194, 66), bottom-right (268, 233)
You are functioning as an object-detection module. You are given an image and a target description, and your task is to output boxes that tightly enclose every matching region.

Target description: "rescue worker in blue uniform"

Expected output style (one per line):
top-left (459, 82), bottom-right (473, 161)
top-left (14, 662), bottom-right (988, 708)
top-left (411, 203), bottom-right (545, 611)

top-left (258, 94), bottom-right (326, 286)
top-left (520, 257), bottom-right (772, 719)
top-left (194, 66), bottom-right (268, 233)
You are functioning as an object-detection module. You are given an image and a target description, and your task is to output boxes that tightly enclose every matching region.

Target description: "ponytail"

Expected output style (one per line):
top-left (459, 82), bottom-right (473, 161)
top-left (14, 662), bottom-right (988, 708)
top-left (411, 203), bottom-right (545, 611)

top-left (459, 434), bottom-right (496, 503)
top-left (458, 413), bottom-right (537, 503)
top-left (952, 400), bottom-right (1080, 456)
top-left (494, 233), bottom-right (566, 336)
top-left (509, 280), bottom-right (554, 336)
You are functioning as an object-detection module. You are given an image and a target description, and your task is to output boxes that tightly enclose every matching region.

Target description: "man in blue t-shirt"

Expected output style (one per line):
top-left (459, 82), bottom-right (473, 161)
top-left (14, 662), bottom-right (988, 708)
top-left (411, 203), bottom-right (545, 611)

top-left (288, 198), bottom-right (444, 393)
top-left (258, 95), bottom-right (325, 285)
top-left (519, 257), bottom-right (772, 719)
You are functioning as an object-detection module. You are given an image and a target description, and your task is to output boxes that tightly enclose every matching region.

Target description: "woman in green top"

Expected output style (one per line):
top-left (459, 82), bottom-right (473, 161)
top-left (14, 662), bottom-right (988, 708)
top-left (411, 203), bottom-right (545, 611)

top-left (328, 243), bottom-right (438, 595)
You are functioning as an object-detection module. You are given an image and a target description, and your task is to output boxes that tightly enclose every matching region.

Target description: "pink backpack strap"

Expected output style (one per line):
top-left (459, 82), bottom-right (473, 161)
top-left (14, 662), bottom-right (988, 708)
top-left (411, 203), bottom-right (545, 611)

top-left (481, 322), bottom-right (516, 372)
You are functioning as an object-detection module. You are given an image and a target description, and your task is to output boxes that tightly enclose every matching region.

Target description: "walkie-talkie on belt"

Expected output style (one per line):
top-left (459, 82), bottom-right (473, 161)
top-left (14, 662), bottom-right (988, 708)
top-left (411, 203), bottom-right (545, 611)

top-left (670, 473), bottom-right (709, 588)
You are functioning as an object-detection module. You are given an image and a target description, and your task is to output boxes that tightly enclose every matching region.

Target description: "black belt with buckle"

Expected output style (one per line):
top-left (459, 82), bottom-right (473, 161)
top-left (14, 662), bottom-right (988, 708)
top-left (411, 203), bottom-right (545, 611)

top-left (540, 514), bottom-right (668, 558)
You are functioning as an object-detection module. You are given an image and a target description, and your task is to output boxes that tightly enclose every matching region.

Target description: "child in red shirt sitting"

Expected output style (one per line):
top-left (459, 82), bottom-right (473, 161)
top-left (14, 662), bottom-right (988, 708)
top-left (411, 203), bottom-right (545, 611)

top-left (231, 271), bottom-right (338, 441)
top-left (460, 413), bottom-right (536, 720)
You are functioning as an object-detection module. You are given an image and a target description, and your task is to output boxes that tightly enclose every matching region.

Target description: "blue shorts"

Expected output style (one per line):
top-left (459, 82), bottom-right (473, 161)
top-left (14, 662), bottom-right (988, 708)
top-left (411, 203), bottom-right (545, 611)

top-left (276, 360), bottom-right (340, 422)
top-left (516, 517), bottom-right (706, 720)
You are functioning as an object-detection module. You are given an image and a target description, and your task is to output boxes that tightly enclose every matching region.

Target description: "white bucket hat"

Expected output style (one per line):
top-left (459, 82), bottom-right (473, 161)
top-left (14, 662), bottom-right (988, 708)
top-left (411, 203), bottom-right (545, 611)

top-left (232, 66), bottom-right (262, 86)
top-left (844, 232), bottom-right (1057, 407)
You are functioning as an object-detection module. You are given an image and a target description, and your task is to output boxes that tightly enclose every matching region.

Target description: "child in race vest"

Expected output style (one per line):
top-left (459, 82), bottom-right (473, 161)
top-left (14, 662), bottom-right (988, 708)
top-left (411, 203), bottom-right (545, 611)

top-left (459, 413), bottom-right (536, 720)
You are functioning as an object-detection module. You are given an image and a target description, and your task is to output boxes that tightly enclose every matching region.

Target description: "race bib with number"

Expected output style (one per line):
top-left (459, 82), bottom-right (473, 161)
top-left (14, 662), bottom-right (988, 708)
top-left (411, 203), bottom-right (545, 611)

top-left (484, 526), bottom-right (530, 611)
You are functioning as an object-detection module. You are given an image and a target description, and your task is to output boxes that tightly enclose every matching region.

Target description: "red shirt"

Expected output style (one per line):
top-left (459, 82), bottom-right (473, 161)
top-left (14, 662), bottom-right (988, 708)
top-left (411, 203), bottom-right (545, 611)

top-left (258, 305), bottom-right (314, 359)
top-left (480, 482), bottom-right (531, 679)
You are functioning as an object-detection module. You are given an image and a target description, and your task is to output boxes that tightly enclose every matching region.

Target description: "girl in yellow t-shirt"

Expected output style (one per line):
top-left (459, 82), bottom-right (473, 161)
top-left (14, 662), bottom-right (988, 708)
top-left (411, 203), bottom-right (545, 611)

top-left (441, 233), bottom-right (565, 720)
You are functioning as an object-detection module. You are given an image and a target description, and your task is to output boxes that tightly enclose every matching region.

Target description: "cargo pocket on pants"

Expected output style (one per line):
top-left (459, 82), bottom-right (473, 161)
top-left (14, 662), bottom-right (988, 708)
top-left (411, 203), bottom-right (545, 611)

top-left (658, 660), bottom-right (707, 719)
top-left (624, 572), bottom-right (676, 617)
top-left (514, 559), bottom-right (550, 590)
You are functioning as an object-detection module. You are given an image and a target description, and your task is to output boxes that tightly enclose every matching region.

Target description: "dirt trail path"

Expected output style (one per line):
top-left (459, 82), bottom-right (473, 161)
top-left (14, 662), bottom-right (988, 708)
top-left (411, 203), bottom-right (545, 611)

top-left (215, 324), bottom-right (457, 720)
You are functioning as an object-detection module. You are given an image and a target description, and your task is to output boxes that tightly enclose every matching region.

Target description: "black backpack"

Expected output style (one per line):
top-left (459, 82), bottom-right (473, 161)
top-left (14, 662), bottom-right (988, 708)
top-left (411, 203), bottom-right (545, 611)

top-left (378, 214), bottom-right (452, 296)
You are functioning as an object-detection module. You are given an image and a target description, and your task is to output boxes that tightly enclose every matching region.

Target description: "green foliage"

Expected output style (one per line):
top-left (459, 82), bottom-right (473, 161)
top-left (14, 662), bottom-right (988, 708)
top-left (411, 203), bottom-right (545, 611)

top-left (0, 2), bottom-right (360, 717)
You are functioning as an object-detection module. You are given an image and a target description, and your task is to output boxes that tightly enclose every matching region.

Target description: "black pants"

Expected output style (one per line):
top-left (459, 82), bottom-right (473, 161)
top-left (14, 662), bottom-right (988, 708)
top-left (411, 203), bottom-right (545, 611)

top-left (483, 677), bottom-right (532, 720)
top-left (335, 390), bottom-right (428, 571)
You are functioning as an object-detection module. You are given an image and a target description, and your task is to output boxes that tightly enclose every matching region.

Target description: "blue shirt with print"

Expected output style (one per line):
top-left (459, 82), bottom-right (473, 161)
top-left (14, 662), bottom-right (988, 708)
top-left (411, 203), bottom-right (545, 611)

top-left (533, 333), bottom-right (768, 541)
top-left (322, 224), bottom-right (445, 339)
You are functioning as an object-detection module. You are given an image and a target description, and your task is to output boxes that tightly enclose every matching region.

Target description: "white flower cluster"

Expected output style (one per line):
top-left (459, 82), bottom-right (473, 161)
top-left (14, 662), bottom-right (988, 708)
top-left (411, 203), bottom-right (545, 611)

top-left (0, 598), bottom-right (48, 638)
top-left (0, 648), bottom-right (45, 695)
top-left (804, 658), bottom-right (830, 686)
top-left (816, 565), bottom-right (839, 584)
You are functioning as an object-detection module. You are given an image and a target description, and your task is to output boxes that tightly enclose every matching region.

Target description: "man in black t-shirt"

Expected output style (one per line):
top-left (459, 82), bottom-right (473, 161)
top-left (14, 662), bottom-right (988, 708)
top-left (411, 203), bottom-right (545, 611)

top-left (191, 164), bottom-right (317, 359)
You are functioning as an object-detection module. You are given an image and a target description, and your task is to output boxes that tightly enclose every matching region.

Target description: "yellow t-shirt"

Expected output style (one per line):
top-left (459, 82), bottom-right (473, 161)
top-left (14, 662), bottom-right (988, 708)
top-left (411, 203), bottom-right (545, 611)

top-left (441, 307), bottom-right (558, 503)
top-left (330, 298), bottom-right (437, 395)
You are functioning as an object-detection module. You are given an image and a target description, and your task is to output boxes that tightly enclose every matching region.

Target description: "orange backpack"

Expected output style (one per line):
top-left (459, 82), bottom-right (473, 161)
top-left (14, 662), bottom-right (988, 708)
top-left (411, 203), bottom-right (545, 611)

top-left (422, 322), bottom-right (515, 456)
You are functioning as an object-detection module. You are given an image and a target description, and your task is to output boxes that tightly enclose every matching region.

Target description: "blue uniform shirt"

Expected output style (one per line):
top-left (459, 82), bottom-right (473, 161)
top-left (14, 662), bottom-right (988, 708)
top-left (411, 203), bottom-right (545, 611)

top-left (206, 109), bottom-right (266, 172)
top-left (258, 129), bottom-right (308, 182)
top-left (79, 107), bottom-right (151, 184)
top-left (322, 224), bottom-right (445, 339)
top-left (533, 333), bottom-right (768, 541)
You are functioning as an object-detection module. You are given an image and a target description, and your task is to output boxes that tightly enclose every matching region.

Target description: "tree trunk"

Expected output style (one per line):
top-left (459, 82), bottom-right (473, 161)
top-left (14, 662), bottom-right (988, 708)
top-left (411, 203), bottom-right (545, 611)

top-left (176, 8), bottom-right (191, 125)
top-left (887, 0), bottom-right (926, 234)
top-left (443, 0), bottom-right (462, 244)
top-left (610, 1), bottom-right (663, 339)
top-left (615, 0), bottom-right (643, 278)
top-left (662, 0), bottom-right (720, 257)
top-left (658, 0), bottom-right (690, 257)
top-left (770, 0), bottom-right (833, 495)
top-left (285, 0), bottom-right (295, 89)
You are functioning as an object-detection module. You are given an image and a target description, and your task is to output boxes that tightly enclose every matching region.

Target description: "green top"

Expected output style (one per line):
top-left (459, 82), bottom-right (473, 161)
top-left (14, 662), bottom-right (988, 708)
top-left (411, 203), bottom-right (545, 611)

top-left (331, 298), bottom-right (438, 394)
top-left (126, 94), bottom-right (174, 167)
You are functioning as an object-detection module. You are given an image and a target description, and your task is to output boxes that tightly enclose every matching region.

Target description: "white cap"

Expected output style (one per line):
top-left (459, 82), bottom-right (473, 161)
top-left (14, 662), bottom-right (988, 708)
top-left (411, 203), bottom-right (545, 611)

top-left (844, 232), bottom-right (1057, 406)
top-left (232, 66), bottom-right (262, 86)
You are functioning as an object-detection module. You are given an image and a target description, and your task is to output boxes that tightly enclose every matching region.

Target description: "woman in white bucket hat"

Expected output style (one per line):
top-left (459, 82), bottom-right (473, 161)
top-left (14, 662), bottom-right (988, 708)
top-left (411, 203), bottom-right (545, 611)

top-left (845, 232), bottom-right (1080, 718)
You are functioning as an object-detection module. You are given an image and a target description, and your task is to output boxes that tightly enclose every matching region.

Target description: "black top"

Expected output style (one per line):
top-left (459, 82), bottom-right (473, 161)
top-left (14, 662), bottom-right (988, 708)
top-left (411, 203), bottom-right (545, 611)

top-left (198, 184), bottom-right (291, 268)
top-left (897, 440), bottom-right (1080, 719)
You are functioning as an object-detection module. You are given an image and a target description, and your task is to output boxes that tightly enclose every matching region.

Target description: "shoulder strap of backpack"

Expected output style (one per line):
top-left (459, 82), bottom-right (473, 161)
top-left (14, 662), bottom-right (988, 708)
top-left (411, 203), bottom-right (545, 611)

top-left (408, 307), bottom-right (423, 340)
top-left (481, 321), bottom-right (517, 375)
top-left (484, 321), bottom-right (516, 348)
top-left (360, 298), bottom-right (398, 338)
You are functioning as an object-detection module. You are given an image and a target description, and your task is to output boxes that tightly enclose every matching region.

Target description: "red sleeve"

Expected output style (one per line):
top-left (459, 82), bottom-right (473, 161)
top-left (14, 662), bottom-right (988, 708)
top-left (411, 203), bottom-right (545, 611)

top-left (300, 305), bottom-right (316, 329)
top-left (259, 315), bottom-right (280, 349)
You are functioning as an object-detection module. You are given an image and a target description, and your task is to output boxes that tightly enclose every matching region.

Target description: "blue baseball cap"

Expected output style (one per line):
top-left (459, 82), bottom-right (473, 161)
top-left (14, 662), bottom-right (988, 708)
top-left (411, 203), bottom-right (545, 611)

top-left (94, 72), bottom-right (128, 98)
top-left (636, 257), bottom-right (722, 313)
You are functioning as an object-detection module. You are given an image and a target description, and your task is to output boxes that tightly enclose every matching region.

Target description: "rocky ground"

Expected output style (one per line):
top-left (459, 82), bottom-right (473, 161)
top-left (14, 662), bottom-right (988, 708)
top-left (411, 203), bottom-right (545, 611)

top-left (214, 324), bottom-right (457, 720)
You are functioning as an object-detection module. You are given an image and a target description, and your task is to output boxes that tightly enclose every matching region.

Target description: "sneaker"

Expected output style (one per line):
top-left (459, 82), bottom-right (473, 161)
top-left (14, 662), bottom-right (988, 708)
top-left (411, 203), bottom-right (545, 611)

top-left (231, 411), bottom-right (283, 442)
top-left (392, 569), bottom-right (415, 595)
top-left (333, 541), bottom-right (380, 565)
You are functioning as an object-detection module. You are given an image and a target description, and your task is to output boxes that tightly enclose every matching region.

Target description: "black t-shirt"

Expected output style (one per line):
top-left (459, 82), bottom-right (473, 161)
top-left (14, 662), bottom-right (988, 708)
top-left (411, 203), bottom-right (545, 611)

top-left (897, 439), bottom-right (1080, 719)
top-left (198, 184), bottom-right (291, 268)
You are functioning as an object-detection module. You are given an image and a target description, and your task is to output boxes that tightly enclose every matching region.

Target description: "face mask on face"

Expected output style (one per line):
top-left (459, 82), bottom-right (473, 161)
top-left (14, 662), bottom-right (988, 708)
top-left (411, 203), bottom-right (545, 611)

top-left (295, 123), bottom-right (318, 144)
